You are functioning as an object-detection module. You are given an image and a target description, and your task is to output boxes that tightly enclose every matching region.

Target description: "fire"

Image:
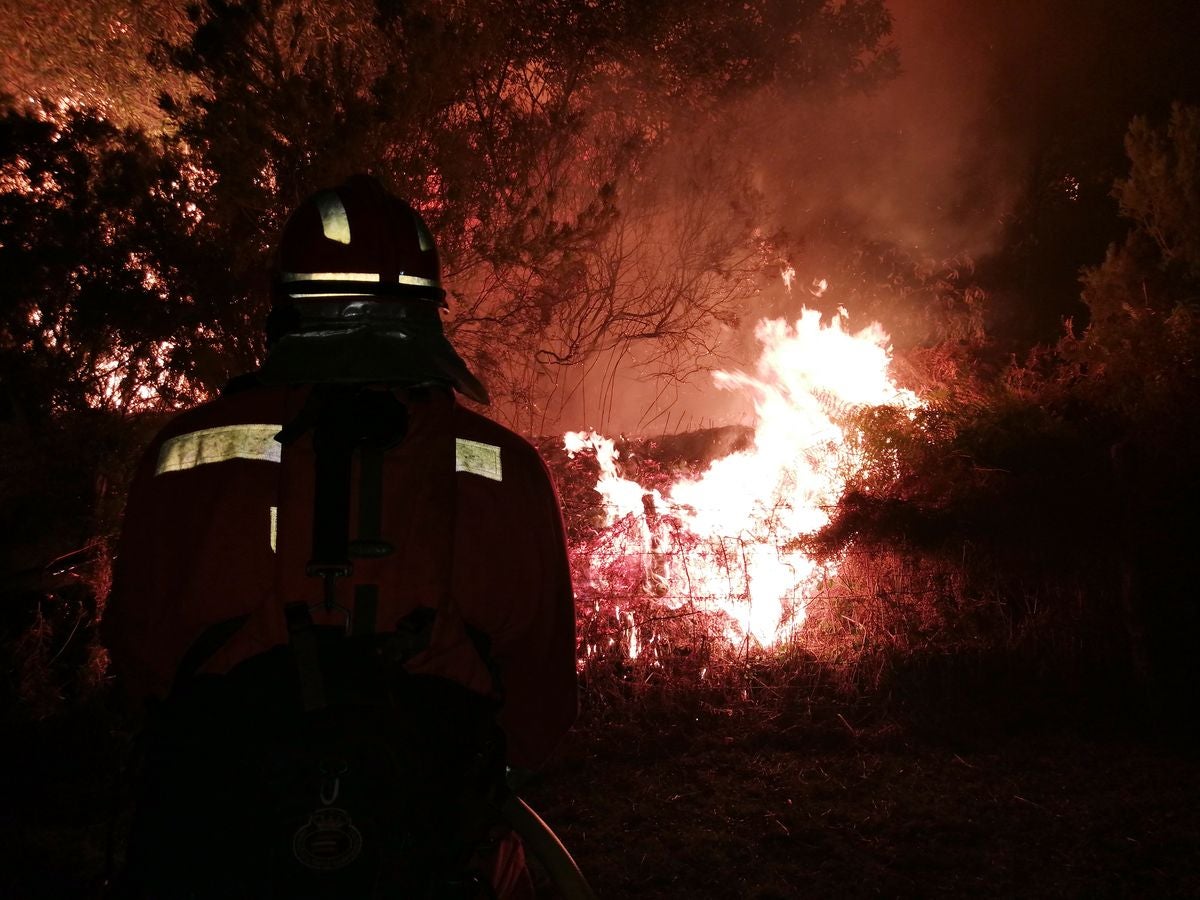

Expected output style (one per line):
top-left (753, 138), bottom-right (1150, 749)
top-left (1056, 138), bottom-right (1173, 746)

top-left (566, 307), bottom-right (919, 656)
top-left (88, 340), bottom-right (211, 412)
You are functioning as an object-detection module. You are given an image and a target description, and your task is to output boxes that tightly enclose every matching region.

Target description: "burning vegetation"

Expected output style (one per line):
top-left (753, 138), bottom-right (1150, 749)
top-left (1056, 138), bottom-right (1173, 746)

top-left (561, 307), bottom-right (921, 673)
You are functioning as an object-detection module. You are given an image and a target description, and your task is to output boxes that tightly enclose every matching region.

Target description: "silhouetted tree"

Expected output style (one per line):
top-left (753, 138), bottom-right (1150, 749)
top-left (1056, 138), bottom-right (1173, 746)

top-left (154, 0), bottom-right (897, 424)
top-left (0, 102), bottom-right (205, 577)
top-left (0, 102), bottom-right (204, 418)
top-left (1069, 102), bottom-right (1200, 422)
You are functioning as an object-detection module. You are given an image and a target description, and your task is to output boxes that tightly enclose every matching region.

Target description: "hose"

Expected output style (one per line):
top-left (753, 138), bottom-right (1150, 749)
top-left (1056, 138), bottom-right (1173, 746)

top-left (501, 795), bottom-right (598, 900)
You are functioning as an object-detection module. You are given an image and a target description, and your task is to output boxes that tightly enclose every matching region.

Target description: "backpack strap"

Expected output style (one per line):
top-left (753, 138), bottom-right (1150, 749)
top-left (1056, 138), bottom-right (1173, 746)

top-left (277, 385), bottom-right (408, 631)
top-left (277, 387), bottom-right (505, 704)
top-left (168, 613), bottom-right (251, 695)
top-left (283, 600), bottom-right (327, 712)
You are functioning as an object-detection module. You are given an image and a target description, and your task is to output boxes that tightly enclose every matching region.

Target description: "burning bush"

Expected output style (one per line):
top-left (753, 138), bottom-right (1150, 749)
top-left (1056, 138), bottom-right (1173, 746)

top-left (548, 310), bottom-right (932, 696)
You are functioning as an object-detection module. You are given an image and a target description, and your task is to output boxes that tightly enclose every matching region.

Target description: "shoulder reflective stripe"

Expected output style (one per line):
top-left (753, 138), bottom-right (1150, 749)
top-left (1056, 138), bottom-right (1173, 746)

top-left (281, 272), bottom-right (381, 282)
top-left (270, 506), bottom-right (278, 553)
top-left (155, 424), bottom-right (283, 475)
top-left (455, 438), bottom-right (502, 482)
top-left (314, 190), bottom-right (352, 244)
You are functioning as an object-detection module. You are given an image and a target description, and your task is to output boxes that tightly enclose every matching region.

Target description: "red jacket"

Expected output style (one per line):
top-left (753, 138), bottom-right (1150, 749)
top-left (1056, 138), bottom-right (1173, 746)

top-left (103, 381), bottom-right (577, 768)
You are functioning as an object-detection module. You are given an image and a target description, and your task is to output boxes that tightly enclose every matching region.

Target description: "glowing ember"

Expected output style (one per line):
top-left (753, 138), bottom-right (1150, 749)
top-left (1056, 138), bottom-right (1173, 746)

top-left (566, 308), bottom-right (919, 653)
top-left (781, 263), bottom-right (797, 292)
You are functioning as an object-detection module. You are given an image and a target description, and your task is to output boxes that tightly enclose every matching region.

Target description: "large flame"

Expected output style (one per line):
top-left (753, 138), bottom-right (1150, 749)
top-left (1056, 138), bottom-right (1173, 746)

top-left (566, 307), bottom-right (919, 654)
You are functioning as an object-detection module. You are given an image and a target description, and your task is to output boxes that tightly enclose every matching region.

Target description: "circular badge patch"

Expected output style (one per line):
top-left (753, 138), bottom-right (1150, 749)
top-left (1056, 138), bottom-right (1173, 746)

top-left (292, 807), bottom-right (363, 871)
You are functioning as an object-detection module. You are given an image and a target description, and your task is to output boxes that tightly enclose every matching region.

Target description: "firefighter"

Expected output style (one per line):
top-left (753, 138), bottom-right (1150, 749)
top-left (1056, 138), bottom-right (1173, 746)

top-left (103, 175), bottom-right (578, 898)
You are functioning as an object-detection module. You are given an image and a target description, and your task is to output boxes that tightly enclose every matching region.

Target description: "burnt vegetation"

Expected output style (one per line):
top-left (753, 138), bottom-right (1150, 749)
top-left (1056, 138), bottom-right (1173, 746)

top-left (2, 1), bottom-right (1200, 896)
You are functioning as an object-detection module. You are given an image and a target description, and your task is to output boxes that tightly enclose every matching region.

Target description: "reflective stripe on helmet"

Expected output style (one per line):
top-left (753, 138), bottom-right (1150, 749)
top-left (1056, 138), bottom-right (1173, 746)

top-left (281, 272), bottom-right (381, 282)
top-left (413, 212), bottom-right (434, 252)
top-left (314, 191), bottom-right (352, 245)
top-left (281, 272), bottom-right (441, 288)
top-left (155, 424), bottom-right (283, 475)
top-left (286, 292), bottom-right (378, 299)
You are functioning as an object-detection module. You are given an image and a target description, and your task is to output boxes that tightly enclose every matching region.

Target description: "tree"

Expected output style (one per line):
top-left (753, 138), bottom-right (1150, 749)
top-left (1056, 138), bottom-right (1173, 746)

top-left (153, 0), bottom-right (897, 427)
top-left (1114, 103), bottom-right (1200, 281)
top-left (0, 101), bottom-right (205, 419)
top-left (1069, 103), bottom-right (1200, 422)
top-left (0, 102), bottom-right (205, 574)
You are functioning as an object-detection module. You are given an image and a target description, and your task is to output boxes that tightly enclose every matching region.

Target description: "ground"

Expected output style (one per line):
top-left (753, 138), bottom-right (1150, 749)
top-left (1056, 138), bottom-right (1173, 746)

top-left (5, 695), bottom-right (1200, 898)
top-left (523, 703), bottom-right (1200, 899)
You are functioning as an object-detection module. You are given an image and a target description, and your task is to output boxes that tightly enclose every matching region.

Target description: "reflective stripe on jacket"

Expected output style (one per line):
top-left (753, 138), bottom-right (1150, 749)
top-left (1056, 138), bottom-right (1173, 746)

top-left (103, 382), bottom-right (577, 768)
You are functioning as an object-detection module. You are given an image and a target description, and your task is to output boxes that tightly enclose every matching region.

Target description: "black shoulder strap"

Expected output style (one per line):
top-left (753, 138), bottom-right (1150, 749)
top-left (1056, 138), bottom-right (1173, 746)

top-left (275, 388), bottom-right (503, 704)
top-left (277, 386), bottom-right (408, 624)
top-left (169, 613), bottom-right (251, 694)
top-left (283, 600), bottom-right (327, 712)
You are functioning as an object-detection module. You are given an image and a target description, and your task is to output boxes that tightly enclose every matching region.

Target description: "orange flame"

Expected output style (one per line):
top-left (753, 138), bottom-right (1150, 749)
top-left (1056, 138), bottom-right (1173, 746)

top-left (567, 308), bottom-right (919, 652)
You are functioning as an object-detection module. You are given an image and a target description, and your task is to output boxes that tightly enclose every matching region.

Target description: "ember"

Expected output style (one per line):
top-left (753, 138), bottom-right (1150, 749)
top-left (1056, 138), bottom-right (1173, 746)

top-left (567, 308), bottom-right (920, 664)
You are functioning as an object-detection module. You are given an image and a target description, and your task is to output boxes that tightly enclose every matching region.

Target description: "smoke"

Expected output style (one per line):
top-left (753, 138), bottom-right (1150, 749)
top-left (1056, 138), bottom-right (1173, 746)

top-left (747, 0), bottom-right (1200, 264)
top-left (575, 0), bottom-right (1028, 433)
top-left (744, 1), bottom-right (1045, 262)
top-left (583, 0), bottom-right (1200, 435)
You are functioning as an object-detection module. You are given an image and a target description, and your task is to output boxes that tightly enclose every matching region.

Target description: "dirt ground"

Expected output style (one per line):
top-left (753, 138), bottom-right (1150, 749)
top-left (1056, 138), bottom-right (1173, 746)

top-left (5, 696), bottom-right (1200, 898)
top-left (523, 704), bottom-right (1200, 899)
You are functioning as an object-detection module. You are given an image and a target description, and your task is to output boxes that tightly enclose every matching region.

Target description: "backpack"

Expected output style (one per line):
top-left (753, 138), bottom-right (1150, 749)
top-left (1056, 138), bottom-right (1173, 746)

top-left (119, 608), bottom-right (508, 899)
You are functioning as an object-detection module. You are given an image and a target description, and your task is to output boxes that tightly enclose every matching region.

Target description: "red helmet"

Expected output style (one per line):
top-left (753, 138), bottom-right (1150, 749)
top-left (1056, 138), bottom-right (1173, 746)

top-left (275, 174), bottom-right (445, 305)
top-left (261, 175), bottom-right (488, 404)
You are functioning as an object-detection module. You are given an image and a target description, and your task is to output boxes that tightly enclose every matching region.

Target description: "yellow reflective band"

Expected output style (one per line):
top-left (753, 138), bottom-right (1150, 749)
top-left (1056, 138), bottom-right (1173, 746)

top-left (281, 272), bottom-right (381, 282)
top-left (280, 272), bottom-right (439, 288)
top-left (155, 424), bottom-right (283, 475)
top-left (314, 190), bottom-right (351, 245)
top-left (269, 506), bottom-right (278, 553)
top-left (286, 292), bottom-right (377, 298)
top-left (396, 273), bottom-right (440, 287)
top-left (455, 438), bottom-right (502, 482)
